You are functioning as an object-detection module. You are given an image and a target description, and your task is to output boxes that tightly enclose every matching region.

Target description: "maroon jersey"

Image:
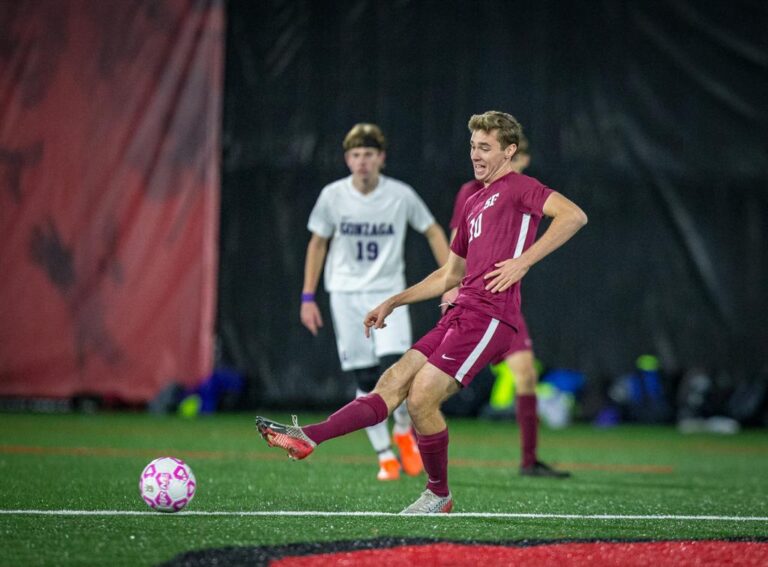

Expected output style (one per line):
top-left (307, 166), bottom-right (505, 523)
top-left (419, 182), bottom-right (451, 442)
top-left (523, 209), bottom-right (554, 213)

top-left (451, 171), bottom-right (553, 328)
top-left (449, 180), bottom-right (483, 230)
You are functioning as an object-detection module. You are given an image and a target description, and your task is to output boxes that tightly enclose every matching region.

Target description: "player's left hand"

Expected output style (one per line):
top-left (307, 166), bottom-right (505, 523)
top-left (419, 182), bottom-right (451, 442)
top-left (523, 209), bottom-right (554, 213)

top-left (483, 258), bottom-right (529, 293)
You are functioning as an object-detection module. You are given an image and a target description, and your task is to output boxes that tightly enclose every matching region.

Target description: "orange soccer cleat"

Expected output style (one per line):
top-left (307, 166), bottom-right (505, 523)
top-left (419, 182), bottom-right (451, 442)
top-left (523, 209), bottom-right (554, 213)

top-left (255, 415), bottom-right (316, 460)
top-left (394, 430), bottom-right (423, 476)
top-left (377, 458), bottom-right (401, 481)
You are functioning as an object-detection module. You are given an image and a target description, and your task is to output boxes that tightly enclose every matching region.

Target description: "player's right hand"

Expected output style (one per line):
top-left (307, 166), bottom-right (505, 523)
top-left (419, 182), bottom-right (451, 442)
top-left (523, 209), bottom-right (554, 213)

top-left (300, 301), bottom-right (323, 336)
top-left (440, 287), bottom-right (459, 314)
top-left (363, 300), bottom-right (395, 338)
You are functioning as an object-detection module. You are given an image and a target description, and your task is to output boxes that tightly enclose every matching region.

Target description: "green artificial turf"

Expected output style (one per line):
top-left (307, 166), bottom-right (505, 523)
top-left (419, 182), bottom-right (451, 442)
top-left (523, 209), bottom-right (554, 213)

top-left (0, 412), bottom-right (766, 566)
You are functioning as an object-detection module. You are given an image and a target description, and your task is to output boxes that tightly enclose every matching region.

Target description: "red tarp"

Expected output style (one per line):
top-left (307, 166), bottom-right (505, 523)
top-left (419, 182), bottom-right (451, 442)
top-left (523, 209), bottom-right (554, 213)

top-left (0, 0), bottom-right (223, 402)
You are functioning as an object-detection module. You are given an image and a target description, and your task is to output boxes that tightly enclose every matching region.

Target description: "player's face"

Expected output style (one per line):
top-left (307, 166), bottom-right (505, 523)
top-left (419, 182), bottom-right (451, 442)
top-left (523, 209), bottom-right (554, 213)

top-left (470, 129), bottom-right (516, 185)
top-left (345, 147), bottom-right (385, 182)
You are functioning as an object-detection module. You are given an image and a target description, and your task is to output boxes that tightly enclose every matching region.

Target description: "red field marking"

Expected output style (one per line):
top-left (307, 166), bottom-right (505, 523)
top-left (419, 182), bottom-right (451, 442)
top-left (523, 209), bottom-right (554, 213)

top-left (270, 541), bottom-right (768, 567)
top-left (0, 444), bottom-right (672, 474)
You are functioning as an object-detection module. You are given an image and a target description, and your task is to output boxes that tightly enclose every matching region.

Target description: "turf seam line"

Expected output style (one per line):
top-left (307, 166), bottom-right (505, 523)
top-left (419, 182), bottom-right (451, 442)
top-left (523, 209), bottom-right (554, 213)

top-left (1, 510), bottom-right (767, 521)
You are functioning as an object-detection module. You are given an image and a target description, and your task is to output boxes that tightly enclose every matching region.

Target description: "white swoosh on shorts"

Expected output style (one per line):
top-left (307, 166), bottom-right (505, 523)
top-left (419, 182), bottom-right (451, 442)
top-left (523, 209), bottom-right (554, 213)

top-left (441, 354), bottom-right (456, 361)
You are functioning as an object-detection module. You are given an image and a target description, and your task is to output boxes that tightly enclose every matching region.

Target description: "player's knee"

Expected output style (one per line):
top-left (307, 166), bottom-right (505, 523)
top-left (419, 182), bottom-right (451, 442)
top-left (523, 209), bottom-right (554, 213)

top-left (372, 350), bottom-right (427, 410)
top-left (371, 365), bottom-right (410, 410)
top-left (406, 384), bottom-right (439, 423)
top-left (404, 392), bottom-right (427, 423)
top-left (514, 365), bottom-right (538, 394)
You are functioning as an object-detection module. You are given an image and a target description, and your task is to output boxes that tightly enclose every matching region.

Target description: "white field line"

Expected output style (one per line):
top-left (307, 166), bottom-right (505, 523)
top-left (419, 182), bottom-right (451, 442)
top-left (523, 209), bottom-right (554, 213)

top-left (1, 510), bottom-right (767, 521)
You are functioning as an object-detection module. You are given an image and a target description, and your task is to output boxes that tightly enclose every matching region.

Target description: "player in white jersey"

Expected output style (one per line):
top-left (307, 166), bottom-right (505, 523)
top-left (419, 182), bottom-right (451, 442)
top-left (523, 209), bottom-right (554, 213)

top-left (300, 123), bottom-right (450, 481)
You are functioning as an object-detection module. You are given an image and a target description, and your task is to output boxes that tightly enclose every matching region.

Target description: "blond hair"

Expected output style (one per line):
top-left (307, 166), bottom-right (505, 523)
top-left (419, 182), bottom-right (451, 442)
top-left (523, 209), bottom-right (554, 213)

top-left (467, 111), bottom-right (523, 150)
top-left (342, 123), bottom-right (387, 151)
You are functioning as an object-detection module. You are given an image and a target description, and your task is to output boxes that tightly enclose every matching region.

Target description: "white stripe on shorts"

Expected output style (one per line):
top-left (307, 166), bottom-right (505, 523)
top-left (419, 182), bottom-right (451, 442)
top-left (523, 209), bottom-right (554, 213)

top-left (513, 213), bottom-right (531, 258)
top-left (455, 318), bottom-right (500, 382)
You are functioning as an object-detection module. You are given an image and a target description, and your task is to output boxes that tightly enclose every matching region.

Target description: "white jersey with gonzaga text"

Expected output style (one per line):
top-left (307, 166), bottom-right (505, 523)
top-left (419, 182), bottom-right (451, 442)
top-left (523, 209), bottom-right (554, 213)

top-left (308, 175), bottom-right (435, 292)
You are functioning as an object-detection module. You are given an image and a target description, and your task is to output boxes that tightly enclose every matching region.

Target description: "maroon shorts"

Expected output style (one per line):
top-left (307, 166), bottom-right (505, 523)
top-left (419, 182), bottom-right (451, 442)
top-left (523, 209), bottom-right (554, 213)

top-left (500, 315), bottom-right (533, 359)
top-left (411, 305), bottom-right (517, 387)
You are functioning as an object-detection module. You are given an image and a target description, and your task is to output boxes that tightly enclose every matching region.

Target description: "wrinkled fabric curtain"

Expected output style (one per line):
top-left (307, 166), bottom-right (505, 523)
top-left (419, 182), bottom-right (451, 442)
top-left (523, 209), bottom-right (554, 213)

top-left (0, 0), bottom-right (224, 402)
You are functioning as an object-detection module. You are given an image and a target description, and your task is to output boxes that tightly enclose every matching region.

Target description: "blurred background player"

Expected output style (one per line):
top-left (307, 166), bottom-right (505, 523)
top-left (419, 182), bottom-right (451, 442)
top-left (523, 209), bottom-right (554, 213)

top-left (300, 123), bottom-right (450, 481)
top-left (441, 133), bottom-right (570, 478)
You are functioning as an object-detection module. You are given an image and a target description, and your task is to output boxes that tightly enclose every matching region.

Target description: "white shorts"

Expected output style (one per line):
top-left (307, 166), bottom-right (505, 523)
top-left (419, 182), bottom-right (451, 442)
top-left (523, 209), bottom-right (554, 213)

top-left (330, 290), bottom-right (412, 371)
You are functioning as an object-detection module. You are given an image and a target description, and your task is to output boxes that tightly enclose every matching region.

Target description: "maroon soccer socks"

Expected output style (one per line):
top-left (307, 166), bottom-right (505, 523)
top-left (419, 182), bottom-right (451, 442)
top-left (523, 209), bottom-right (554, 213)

top-left (302, 393), bottom-right (389, 445)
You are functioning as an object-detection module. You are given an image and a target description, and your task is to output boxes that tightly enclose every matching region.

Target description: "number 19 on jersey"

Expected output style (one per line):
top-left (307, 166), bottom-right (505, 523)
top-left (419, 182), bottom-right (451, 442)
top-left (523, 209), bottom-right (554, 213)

top-left (356, 240), bottom-right (379, 260)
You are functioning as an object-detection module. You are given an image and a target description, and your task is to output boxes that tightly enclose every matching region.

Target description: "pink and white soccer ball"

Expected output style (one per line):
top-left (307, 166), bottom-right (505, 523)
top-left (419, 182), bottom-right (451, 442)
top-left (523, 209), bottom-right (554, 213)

top-left (139, 457), bottom-right (197, 513)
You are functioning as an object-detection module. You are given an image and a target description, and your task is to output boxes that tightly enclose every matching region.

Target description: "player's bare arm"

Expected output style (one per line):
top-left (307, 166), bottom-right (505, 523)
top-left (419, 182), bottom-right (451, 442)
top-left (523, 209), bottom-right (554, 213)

top-left (484, 192), bottom-right (587, 293)
top-left (423, 222), bottom-right (450, 266)
top-left (439, 228), bottom-right (460, 312)
top-left (364, 252), bottom-right (466, 337)
top-left (300, 233), bottom-right (329, 335)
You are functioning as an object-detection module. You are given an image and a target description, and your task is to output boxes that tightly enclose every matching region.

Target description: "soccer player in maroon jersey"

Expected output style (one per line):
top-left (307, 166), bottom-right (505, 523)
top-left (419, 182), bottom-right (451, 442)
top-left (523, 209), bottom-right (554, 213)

top-left (442, 133), bottom-right (571, 479)
top-left (256, 111), bottom-right (587, 513)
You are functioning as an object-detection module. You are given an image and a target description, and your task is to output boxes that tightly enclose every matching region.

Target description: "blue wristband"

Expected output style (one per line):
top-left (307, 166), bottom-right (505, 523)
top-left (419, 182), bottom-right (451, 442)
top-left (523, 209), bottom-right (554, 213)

top-left (301, 292), bottom-right (315, 303)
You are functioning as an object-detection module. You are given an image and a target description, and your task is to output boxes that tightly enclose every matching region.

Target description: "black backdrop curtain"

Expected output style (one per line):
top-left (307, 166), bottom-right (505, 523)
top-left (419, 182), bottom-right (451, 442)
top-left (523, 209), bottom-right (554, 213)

top-left (218, 1), bottom-right (768, 408)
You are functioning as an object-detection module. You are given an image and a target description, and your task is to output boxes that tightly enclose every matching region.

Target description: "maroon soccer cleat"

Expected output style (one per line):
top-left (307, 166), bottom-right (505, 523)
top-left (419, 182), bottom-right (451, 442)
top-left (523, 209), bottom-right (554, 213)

top-left (255, 415), bottom-right (316, 460)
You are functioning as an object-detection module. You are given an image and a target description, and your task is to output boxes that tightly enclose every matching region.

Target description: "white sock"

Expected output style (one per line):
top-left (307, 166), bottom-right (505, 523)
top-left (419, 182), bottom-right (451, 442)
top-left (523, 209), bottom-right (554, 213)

top-left (392, 401), bottom-right (412, 435)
